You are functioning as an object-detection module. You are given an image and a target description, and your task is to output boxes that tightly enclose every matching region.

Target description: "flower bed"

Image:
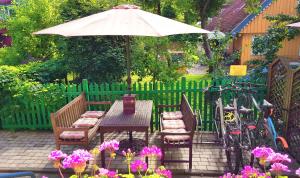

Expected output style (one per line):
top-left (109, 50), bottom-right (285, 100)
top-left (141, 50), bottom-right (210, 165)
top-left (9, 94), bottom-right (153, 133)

top-left (47, 140), bottom-right (171, 178)
top-left (220, 147), bottom-right (300, 178)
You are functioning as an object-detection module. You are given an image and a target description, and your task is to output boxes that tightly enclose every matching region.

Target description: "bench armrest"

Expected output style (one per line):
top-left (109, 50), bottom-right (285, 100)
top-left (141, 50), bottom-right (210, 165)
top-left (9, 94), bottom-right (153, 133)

top-left (87, 101), bottom-right (112, 105)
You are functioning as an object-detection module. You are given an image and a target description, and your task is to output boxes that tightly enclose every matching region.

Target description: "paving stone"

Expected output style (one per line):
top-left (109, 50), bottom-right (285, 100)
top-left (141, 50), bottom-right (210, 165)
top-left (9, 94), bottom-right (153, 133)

top-left (0, 130), bottom-right (226, 174)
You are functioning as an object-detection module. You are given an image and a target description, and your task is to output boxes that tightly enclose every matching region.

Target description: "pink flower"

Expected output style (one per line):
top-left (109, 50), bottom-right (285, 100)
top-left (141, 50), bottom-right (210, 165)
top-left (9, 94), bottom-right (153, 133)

top-left (62, 149), bottom-right (92, 173)
top-left (252, 147), bottom-right (274, 159)
top-left (41, 176), bottom-right (48, 178)
top-left (270, 163), bottom-right (290, 176)
top-left (296, 168), bottom-right (300, 177)
top-left (98, 168), bottom-right (118, 178)
top-left (267, 152), bottom-right (291, 163)
top-left (48, 150), bottom-right (67, 161)
top-left (130, 160), bottom-right (147, 173)
top-left (140, 146), bottom-right (162, 159)
top-left (99, 140), bottom-right (119, 152)
top-left (155, 168), bottom-right (172, 178)
top-left (219, 173), bottom-right (235, 178)
top-left (241, 165), bottom-right (259, 178)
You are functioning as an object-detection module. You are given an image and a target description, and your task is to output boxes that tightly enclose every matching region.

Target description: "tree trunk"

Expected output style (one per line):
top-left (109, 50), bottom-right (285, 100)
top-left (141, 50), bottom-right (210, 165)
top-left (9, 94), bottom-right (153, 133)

top-left (156, 0), bottom-right (161, 15)
top-left (200, 0), bottom-right (213, 73)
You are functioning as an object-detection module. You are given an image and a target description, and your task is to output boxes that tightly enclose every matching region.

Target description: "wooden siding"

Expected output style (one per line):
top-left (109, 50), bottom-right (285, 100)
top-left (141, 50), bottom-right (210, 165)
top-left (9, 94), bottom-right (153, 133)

top-left (278, 36), bottom-right (300, 59)
top-left (241, 0), bottom-right (298, 34)
top-left (233, 0), bottom-right (299, 63)
top-left (239, 34), bottom-right (263, 64)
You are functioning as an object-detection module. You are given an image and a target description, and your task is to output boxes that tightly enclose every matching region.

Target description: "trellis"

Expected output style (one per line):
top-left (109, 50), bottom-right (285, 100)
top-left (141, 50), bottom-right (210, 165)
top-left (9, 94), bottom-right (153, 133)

top-left (268, 58), bottom-right (300, 161)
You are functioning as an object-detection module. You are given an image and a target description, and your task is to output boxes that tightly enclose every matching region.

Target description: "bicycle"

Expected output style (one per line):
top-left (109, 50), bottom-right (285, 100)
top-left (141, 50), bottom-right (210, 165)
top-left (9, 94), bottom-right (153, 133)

top-left (254, 99), bottom-right (289, 151)
top-left (208, 85), bottom-right (244, 174)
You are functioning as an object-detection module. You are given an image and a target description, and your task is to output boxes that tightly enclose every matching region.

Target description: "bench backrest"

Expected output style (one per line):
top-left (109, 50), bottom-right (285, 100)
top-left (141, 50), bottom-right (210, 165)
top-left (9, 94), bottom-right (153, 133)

top-left (51, 93), bottom-right (87, 128)
top-left (180, 94), bottom-right (196, 132)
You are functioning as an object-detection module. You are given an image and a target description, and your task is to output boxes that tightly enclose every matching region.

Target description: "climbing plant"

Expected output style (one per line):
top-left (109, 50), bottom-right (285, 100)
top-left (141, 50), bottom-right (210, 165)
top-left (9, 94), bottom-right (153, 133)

top-left (252, 14), bottom-right (300, 62)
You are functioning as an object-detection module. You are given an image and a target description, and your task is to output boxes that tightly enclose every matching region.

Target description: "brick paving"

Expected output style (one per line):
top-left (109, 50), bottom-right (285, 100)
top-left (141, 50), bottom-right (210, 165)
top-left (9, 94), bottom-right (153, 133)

top-left (0, 130), bottom-right (226, 176)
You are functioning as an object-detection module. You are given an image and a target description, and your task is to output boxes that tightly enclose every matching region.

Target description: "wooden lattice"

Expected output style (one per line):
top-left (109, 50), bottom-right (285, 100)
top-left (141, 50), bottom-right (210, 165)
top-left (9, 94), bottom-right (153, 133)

top-left (268, 59), bottom-right (288, 126)
top-left (287, 68), bottom-right (300, 161)
top-left (268, 58), bottom-right (300, 162)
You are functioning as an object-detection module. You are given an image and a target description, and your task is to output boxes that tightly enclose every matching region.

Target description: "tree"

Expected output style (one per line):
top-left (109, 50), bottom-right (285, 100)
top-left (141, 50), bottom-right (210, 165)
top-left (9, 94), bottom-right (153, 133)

top-left (60, 0), bottom-right (127, 83)
top-left (193, 0), bottom-right (226, 64)
top-left (0, 0), bottom-right (63, 65)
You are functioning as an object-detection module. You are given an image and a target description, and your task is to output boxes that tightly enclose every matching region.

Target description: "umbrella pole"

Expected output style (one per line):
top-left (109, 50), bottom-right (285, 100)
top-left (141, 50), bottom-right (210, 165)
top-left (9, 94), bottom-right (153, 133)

top-left (126, 36), bottom-right (131, 94)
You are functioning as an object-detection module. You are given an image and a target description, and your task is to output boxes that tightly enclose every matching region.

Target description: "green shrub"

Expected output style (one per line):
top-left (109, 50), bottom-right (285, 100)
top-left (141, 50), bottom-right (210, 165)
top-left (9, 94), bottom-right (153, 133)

top-left (19, 59), bottom-right (68, 83)
top-left (0, 65), bottom-right (65, 116)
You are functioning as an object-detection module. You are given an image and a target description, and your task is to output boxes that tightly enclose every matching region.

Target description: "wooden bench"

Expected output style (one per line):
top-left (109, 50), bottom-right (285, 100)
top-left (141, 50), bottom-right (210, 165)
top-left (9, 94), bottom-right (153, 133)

top-left (158, 94), bottom-right (197, 170)
top-left (50, 93), bottom-right (111, 149)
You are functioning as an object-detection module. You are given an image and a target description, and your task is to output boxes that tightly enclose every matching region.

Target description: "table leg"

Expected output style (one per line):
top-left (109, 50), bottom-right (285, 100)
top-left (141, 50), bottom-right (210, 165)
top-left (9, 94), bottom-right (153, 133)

top-left (100, 132), bottom-right (105, 168)
top-left (129, 131), bottom-right (133, 142)
top-left (145, 130), bottom-right (149, 165)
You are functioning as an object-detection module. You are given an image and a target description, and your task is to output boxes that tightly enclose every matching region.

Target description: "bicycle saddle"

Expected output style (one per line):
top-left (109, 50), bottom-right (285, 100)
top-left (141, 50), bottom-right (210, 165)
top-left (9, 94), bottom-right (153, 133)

top-left (239, 106), bottom-right (253, 114)
top-left (224, 104), bottom-right (235, 111)
top-left (262, 99), bottom-right (273, 108)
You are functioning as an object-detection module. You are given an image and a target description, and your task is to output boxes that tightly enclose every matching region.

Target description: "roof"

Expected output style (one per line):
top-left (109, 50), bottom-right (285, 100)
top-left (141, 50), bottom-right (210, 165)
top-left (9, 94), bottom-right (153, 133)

top-left (206, 0), bottom-right (273, 35)
top-left (231, 0), bottom-right (272, 35)
top-left (206, 0), bottom-right (248, 33)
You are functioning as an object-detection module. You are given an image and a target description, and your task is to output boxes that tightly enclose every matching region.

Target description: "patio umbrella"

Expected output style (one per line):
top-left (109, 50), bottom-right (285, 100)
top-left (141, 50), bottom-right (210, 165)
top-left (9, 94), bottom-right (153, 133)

top-left (34, 4), bottom-right (211, 91)
top-left (287, 22), bottom-right (300, 28)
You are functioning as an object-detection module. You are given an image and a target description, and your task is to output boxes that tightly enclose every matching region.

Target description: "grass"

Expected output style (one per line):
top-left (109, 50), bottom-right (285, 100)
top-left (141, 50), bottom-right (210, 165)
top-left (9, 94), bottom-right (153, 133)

top-left (184, 74), bottom-right (211, 82)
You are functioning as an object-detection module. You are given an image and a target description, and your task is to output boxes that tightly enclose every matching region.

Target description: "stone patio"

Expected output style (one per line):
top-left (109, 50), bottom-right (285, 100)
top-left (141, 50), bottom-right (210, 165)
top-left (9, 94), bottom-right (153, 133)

top-left (0, 130), bottom-right (227, 177)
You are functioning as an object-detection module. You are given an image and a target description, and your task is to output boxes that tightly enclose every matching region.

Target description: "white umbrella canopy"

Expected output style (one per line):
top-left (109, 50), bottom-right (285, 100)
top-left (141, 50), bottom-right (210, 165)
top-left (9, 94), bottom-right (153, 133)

top-left (34, 5), bottom-right (210, 37)
top-left (34, 4), bottom-right (211, 91)
top-left (287, 22), bottom-right (300, 28)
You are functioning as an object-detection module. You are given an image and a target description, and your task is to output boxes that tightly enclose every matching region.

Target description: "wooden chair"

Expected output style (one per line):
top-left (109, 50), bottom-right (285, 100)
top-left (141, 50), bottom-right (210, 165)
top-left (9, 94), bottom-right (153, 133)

top-left (50, 93), bottom-right (111, 149)
top-left (158, 94), bottom-right (197, 170)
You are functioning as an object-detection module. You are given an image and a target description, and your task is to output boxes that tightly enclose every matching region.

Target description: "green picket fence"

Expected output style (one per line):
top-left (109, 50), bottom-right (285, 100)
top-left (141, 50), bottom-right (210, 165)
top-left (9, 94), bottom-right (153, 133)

top-left (0, 77), bottom-right (267, 131)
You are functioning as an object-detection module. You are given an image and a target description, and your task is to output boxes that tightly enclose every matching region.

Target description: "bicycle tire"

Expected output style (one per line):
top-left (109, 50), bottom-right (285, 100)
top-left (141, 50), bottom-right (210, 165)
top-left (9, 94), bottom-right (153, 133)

top-left (225, 134), bottom-right (242, 174)
top-left (214, 105), bottom-right (222, 140)
top-left (242, 128), bottom-right (255, 166)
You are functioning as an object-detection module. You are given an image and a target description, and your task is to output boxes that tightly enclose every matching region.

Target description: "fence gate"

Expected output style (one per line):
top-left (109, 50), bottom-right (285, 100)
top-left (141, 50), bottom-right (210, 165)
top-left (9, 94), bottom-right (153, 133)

top-left (268, 58), bottom-right (300, 161)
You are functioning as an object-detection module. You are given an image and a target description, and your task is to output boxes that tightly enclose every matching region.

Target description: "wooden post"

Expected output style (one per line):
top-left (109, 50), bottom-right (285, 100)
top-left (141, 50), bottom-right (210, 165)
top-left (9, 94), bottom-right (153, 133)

top-left (181, 77), bottom-right (186, 93)
top-left (82, 79), bottom-right (89, 100)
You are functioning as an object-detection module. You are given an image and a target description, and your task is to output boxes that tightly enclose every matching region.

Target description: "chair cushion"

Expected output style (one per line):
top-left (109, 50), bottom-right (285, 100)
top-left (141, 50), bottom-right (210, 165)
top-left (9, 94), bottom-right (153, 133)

top-left (81, 111), bottom-right (105, 118)
top-left (162, 111), bottom-right (183, 120)
top-left (162, 119), bottom-right (185, 129)
top-left (162, 129), bottom-right (190, 142)
top-left (59, 131), bottom-right (85, 140)
top-left (73, 118), bottom-right (99, 128)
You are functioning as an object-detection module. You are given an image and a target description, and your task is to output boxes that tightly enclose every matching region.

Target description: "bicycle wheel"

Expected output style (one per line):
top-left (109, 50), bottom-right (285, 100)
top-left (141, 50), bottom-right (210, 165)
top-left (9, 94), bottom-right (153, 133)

top-left (225, 134), bottom-right (242, 174)
top-left (242, 127), bottom-right (255, 166)
top-left (255, 117), bottom-right (275, 148)
top-left (214, 105), bottom-right (222, 140)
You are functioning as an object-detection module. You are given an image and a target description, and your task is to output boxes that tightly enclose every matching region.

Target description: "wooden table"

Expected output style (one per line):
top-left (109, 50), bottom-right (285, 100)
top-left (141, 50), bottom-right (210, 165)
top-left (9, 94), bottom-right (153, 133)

top-left (99, 100), bottom-right (153, 167)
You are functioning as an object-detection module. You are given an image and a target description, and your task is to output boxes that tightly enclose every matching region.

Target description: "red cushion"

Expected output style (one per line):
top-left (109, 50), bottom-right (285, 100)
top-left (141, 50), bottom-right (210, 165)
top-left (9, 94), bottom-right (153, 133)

top-left (81, 111), bottom-right (105, 118)
top-left (162, 111), bottom-right (183, 120)
top-left (163, 129), bottom-right (190, 142)
top-left (162, 119), bottom-right (185, 129)
top-left (73, 118), bottom-right (98, 128)
top-left (59, 131), bottom-right (85, 140)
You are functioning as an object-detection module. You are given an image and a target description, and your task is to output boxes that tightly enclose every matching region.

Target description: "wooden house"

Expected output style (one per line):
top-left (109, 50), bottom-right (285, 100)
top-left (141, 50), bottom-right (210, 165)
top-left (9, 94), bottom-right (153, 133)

top-left (207, 0), bottom-right (299, 64)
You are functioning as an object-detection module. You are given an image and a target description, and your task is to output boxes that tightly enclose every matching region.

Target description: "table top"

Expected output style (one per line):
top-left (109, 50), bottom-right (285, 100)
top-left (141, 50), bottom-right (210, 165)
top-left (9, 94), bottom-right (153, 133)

top-left (100, 100), bottom-right (153, 128)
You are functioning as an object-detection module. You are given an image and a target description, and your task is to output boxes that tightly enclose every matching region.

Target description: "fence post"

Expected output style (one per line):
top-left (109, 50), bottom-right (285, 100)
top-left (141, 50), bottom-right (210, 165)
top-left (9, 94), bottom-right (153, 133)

top-left (82, 79), bottom-right (90, 101)
top-left (181, 77), bottom-right (186, 93)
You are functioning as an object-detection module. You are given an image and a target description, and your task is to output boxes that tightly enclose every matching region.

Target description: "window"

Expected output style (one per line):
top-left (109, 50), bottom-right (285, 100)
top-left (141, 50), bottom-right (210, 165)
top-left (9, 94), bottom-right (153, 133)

top-left (251, 35), bottom-right (264, 56)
